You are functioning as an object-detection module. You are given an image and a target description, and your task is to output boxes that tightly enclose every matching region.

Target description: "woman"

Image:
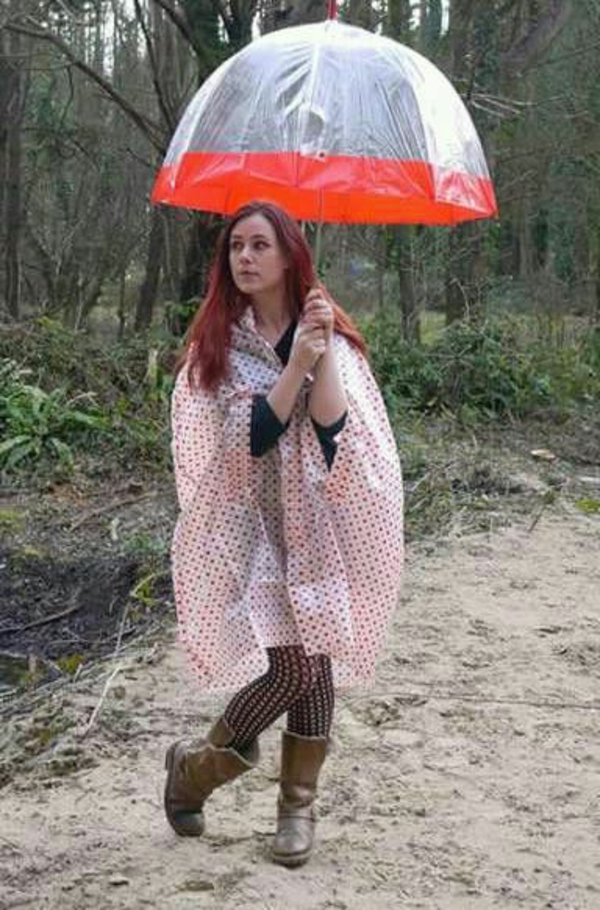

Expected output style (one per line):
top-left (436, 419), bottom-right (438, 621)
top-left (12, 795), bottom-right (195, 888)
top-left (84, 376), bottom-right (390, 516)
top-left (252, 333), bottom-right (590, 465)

top-left (164, 200), bottom-right (403, 867)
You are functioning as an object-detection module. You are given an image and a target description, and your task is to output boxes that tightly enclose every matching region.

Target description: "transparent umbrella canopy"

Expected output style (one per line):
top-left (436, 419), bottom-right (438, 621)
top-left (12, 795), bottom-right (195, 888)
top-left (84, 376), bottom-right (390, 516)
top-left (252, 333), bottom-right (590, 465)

top-left (151, 18), bottom-right (497, 227)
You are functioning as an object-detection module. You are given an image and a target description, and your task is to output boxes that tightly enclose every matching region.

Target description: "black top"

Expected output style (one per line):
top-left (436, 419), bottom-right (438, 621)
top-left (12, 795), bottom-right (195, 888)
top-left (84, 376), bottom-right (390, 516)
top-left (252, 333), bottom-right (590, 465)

top-left (250, 319), bottom-right (348, 470)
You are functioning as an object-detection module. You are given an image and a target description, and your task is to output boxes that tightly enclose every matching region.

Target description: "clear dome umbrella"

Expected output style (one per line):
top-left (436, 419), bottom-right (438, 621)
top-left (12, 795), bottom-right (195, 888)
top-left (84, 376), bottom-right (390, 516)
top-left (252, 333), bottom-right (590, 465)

top-left (151, 15), bottom-right (497, 227)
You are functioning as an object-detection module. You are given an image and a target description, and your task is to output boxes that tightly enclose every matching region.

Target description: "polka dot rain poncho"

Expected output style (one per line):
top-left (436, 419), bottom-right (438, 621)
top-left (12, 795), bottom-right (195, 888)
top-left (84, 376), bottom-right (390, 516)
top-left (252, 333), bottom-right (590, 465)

top-left (170, 303), bottom-right (404, 693)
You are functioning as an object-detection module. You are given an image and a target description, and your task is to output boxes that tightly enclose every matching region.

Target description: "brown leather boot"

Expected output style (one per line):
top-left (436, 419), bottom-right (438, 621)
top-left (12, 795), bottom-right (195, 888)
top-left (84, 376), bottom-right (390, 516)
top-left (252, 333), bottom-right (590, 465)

top-left (271, 730), bottom-right (328, 867)
top-left (164, 716), bottom-right (259, 837)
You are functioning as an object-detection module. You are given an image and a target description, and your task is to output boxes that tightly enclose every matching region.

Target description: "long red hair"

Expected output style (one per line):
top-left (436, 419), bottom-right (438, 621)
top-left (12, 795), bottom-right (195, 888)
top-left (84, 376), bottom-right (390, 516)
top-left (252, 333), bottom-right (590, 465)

top-left (175, 201), bottom-right (368, 392)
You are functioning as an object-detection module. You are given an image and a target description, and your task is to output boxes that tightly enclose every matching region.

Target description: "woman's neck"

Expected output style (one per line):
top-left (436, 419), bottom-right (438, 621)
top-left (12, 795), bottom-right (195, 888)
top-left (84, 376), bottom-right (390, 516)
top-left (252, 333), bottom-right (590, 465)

top-left (251, 292), bottom-right (292, 334)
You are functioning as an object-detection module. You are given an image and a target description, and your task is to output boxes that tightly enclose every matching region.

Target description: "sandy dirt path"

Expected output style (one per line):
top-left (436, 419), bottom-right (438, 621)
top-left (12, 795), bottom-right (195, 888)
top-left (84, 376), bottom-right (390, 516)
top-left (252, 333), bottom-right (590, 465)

top-left (2, 510), bottom-right (599, 910)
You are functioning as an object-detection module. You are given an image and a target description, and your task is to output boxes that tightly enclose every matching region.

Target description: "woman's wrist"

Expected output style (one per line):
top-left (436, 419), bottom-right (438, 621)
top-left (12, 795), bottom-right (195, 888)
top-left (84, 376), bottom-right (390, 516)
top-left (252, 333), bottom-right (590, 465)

top-left (266, 359), bottom-right (309, 424)
top-left (308, 344), bottom-right (347, 425)
top-left (285, 356), bottom-right (309, 380)
top-left (311, 340), bottom-right (334, 377)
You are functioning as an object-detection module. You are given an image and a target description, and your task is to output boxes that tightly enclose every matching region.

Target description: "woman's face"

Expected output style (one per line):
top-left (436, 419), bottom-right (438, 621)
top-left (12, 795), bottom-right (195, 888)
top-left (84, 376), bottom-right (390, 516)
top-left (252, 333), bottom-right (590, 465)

top-left (228, 213), bottom-right (288, 300)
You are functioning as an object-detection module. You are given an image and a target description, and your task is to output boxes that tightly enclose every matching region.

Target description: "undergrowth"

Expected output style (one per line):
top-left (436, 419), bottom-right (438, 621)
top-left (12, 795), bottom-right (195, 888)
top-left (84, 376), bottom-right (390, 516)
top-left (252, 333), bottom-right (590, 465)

top-left (1, 310), bottom-right (598, 540)
top-left (361, 310), bottom-right (599, 423)
top-left (0, 317), bottom-right (176, 482)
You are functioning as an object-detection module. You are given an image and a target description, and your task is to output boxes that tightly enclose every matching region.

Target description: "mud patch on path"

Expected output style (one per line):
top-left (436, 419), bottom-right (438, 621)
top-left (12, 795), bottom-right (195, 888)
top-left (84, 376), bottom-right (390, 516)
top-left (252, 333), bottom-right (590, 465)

top-left (0, 548), bottom-right (173, 690)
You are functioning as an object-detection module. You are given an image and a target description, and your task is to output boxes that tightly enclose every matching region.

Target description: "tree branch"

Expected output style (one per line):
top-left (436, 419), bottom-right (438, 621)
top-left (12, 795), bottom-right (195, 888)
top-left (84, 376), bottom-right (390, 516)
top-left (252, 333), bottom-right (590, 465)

top-left (501, 0), bottom-right (574, 74)
top-left (149, 0), bottom-right (219, 74)
top-left (5, 17), bottom-right (167, 154)
top-left (210, 0), bottom-right (232, 37)
top-left (149, 0), bottom-right (197, 50)
top-left (133, 0), bottom-right (176, 133)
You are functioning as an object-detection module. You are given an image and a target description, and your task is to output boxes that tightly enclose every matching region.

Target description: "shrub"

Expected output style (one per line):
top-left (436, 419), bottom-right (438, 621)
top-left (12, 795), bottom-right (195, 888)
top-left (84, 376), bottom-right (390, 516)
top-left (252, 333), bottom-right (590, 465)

top-left (0, 360), bottom-right (107, 474)
top-left (361, 310), bottom-right (599, 422)
top-left (0, 320), bottom-right (177, 478)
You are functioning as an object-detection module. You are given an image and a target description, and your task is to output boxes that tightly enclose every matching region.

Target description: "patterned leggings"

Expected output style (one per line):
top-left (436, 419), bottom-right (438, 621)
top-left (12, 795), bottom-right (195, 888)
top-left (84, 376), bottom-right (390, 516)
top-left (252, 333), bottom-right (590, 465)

top-left (223, 645), bottom-right (335, 749)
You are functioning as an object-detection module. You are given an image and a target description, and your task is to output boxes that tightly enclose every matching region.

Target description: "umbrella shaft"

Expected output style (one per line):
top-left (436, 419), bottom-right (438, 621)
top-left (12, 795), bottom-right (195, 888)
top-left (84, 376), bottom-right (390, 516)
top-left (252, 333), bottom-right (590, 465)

top-left (314, 221), bottom-right (323, 271)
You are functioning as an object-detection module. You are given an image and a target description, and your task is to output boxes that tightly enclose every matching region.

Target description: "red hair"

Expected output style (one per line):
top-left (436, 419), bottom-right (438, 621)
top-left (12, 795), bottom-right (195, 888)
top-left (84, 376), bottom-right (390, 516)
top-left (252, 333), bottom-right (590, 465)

top-left (175, 200), bottom-right (367, 392)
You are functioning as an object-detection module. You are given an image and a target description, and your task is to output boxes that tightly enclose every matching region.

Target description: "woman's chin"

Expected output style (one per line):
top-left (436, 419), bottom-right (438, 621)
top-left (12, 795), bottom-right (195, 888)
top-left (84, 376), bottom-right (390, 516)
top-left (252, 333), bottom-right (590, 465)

top-left (236, 278), bottom-right (262, 294)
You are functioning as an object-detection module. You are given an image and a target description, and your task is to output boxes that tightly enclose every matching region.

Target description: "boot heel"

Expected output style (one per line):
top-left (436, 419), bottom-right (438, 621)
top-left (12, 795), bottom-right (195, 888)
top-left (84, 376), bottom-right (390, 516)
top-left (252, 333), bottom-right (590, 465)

top-left (163, 720), bottom-right (261, 839)
top-left (271, 731), bottom-right (328, 867)
top-left (165, 742), bottom-right (176, 772)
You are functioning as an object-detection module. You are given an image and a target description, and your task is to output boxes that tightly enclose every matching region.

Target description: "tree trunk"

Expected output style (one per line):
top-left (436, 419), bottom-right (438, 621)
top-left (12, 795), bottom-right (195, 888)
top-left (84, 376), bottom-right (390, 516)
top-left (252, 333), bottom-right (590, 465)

top-left (500, 0), bottom-right (574, 74)
top-left (118, 267), bottom-right (127, 341)
top-left (392, 226), bottom-right (420, 342)
top-left (2, 21), bottom-right (28, 321)
top-left (517, 196), bottom-right (533, 280)
top-left (177, 214), bottom-right (222, 310)
top-left (445, 223), bottom-right (486, 324)
top-left (595, 224), bottom-right (600, 327)
top-left (385, 0), bottom-right (414, 42)
top-left (135, 207), bottom-right (164, 331)
top-left (443, 0), bottom-right (478, 322)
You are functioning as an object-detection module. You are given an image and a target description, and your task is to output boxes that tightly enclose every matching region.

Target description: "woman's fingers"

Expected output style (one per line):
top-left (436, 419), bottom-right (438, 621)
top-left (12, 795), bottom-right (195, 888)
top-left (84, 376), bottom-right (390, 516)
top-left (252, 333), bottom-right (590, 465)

top-left (302, 305), bottom-right (333, 327)
top-left (304, 299), bottom-right (333, 317)
top-left (306, 282), bottom-right (329, 301)
top-left (300, 323), bottom-right (325, 337)
top-left (305, 284), bottom-right (333, 324)
top-left (302, 305), bottom-right (324, 321)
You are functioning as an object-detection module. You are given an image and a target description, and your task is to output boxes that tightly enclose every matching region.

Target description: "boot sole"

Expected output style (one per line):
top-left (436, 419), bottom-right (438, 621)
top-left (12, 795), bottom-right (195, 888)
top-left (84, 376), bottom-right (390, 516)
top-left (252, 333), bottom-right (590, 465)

top-left (164, 743), bottom-right (205, 838)
top-left (271, 847), bottom-right (312, 867)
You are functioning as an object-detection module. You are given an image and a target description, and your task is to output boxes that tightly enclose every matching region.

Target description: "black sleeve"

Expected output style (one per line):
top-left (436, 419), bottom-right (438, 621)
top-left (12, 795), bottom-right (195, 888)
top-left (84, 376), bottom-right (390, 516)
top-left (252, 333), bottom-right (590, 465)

top-left (251, 394), bottom-right (291, 457)
top-left (311, 410), bottom-right (348, 471)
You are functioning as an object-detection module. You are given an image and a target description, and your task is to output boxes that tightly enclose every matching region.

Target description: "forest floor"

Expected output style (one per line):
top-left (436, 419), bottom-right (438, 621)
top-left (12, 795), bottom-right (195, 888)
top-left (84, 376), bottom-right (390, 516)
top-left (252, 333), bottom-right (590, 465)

top-left (0, 417), bottom-right (599, 910)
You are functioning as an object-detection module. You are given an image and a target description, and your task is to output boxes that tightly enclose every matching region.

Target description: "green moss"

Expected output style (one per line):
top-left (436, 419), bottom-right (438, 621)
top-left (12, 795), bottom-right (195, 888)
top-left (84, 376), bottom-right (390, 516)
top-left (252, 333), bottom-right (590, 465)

top-left (56, 653), bottom-right (85, 676)
top-left (575, 498), bottom-right (600, 515)
top-left (0, 509), bottom-right (26, 530)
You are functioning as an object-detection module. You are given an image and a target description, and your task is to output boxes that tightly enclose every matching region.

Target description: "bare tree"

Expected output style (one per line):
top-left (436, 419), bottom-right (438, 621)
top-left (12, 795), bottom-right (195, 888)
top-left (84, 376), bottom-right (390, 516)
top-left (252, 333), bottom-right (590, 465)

top-left (0, 0), bottom-right (31, 320)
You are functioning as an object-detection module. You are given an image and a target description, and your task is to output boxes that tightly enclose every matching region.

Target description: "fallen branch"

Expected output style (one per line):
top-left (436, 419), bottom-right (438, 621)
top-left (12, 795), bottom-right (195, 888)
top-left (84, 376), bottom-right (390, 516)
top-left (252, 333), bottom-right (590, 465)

top-left (70, 491), bottom-right (157, 530)
top-left (113, 603), bottom-right (129, 656)
top-left (346, 686), bottom-right (600, 712)
top-left (0, 834), bottom-right (23, 854)
top-left (0, 601), bottom-right (81, 636)
top-left (81, 664), bottom-right (123, 738)
top-left (0, 629), bottom-right (165, 721)
top-left (527, 490), bottom-right (558, 534)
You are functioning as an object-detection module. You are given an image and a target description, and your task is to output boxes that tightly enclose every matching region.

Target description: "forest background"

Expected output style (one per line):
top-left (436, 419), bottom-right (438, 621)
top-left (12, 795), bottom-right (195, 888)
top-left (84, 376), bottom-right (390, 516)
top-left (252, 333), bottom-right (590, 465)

top-left (1, 0), bottom-right (600, 472)
top-left (2, 0), bottom-right (600, 333)
top-left (1, 0), bottom-right (599, 568)
top-left (0, 0), bottom-right (598, 520)
top-left (1, 0), bottom-right (600, 469)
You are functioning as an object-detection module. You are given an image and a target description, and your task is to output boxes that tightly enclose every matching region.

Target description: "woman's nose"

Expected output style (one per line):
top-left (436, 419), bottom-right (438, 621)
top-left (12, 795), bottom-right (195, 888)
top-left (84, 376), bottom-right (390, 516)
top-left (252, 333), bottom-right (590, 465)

top-left (239, 246), bottom-right (252, 262)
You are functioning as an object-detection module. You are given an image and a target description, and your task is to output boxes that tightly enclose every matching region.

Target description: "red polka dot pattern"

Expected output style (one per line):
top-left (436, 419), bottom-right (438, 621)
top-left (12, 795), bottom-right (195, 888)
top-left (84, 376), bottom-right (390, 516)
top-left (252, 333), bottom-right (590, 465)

top-left (170, 304), bottom-right (404, 693)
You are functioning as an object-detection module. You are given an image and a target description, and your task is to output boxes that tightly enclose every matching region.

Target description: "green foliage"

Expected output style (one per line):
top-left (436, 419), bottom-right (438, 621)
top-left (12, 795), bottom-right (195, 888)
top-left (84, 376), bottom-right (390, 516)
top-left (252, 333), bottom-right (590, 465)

top-left (575, 498), bottom-right (600, 515)
top-left (2, 308), bottom-right (597, 485)
top-left (361, 309), bottom-right (600, 424)
top-left (123, 530), bottom-right (170, 566)
top-left (0, 360), bottom-right (107, 475)
top-left (56, 654), bottom-right (85, 676)
top-left (0, 509), bottom-right (26, 531)
top-left (581, 327), bottom-right (600, 373)
top-left (0, 320), bottom-right (178, 480)
top-left (130, 569), bottom-right (170, 609)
